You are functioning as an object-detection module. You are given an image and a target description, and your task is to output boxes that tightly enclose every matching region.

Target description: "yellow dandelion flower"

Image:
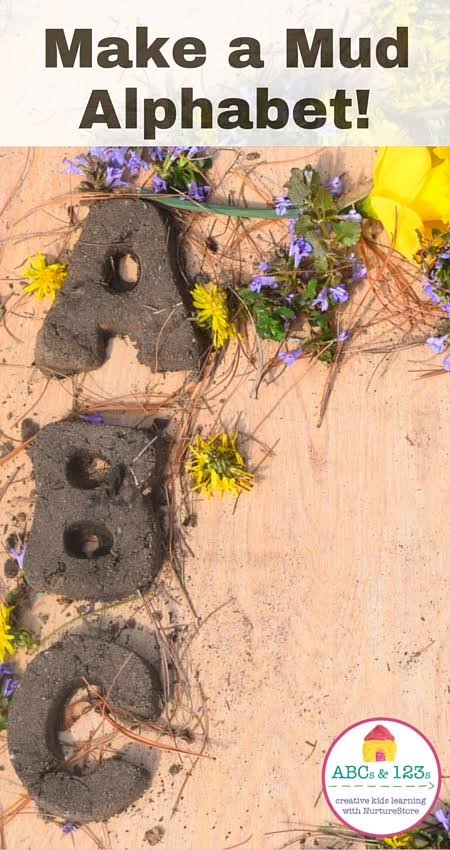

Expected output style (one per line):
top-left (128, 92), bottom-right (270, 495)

top-left (22, 252), bottom-right (68, 301)
top-left (0, 604), bottom-right (15, 663)
top-left (186, 432), bottom-right (253, 498)
top-left (383, 833), bottom-right (413, 848)
top-left (191, 282), bottom-right (239, 348)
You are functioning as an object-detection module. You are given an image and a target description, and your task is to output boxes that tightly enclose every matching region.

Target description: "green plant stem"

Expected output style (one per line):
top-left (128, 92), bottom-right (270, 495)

top-left (139, 191), bottom-right (291, 218)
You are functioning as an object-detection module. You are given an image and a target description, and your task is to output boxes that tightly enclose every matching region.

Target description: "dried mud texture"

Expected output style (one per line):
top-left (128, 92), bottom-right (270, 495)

top-left (7, 634), bottom-right (162, 822)
top-left (24, 421), bottom-right (163, 601)
top-left (35, 199), bottom-right (204, 375)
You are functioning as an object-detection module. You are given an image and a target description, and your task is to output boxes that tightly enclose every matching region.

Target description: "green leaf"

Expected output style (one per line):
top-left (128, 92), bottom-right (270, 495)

top-left (314, 185), bottom-right (335, 212)
top-left (333, 220), bottom-right (362, 246)
top-left (274, 306), bottom-right (295, 320)
top-left (303, 278), bottom-right (318, 300)
top-left (286, 168), bottom-right (309, 209)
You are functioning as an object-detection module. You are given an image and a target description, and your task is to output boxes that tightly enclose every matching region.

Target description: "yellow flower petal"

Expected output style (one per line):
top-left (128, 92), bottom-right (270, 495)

top-left (413, 160), bottom-right (450, 223)
top-left (373, 147), bottom-right (431, 205)
top-left (369, 195), bottom-right (424, 261)
top-left (434, 147), bottom-right (450, 162)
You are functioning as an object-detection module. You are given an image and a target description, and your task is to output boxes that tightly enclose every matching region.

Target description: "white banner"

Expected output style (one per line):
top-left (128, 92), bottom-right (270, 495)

top-left (0, 0), bottom-right (448, 145)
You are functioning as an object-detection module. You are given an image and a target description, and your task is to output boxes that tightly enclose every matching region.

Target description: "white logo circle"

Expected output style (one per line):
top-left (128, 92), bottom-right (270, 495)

top-left (322, 718), bottom-right (441, 837)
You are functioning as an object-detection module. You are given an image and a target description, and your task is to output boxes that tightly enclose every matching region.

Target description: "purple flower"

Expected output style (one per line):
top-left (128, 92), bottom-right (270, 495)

top-left (274, 194), bottom-right (293, 216)
top-left (187, 146), bottom-right (206, 158)
top-left (439, 249), bottom-right (450, 259)
top-left (351, 260), bottom-right (367, 282)
top-left (79, 413), bottom-right (104, 425)
top-left (278, 348), bottom-right (303, 366)
top-left (289, 237), bottom-right (313, 269)
top-left (427, 334), bottom-right (448, 354)
top-left (107, 147), bottom-right (129, 168)
top-left (249, 275), bottom-right (278, 293)
top-left (443, 353), bottom-right (450, 371)
top-left (151, 176), bottom-right (167, 193)
top-left (88, 146), bottom-right (109, 160)
top-left (149, 147), bottom-right (166, 162)
top-left (62, 157), bottom-right (85, 175)
top-left (311, 287), bottom-right (329, 312)
top-left (329, 285), bottom-right (349, 304)
top-left (0, 663), bottom-right (13, 678)
top-left (126, 150), bottom-right (147, 175)
top-left (423, 280), bottom-right (441, 303)
top-left (186, 181), bottom-right (210, 203)
top-left (2, 677), bottom-right (18, 698)
top-left (324, 176), bottom-right (344, 198)
top-left (435, 808), bottom-right (450, 833)
top-left (9, 543), bottom-right (26, 570)
top-left (105, 167), bottom-right (126, 188)
top-left (336, 329), bottom-right (350, 342)
top-left (167, 146), bottom-right (187, 160)
top-left (441, 300), bottom-right (450, 317)
top-left (338, 209), bottom-right (362, 222)
top-left (258, 261), bottom-right (270, 272)
top-left (62, 823), bottom-right (79, 835)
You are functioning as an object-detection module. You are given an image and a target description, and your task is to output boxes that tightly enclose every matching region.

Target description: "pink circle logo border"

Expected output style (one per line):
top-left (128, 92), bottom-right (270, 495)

top-left (322, 716), bottom-right (442, 838)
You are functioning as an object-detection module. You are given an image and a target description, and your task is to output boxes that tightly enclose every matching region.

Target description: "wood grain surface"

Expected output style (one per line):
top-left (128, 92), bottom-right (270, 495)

top-left (0, 147), bottom-right (448, 850)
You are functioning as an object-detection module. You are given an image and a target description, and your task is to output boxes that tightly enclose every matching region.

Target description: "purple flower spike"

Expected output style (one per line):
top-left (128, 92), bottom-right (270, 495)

top-left (351, 260), bottom-right (367, 282)
top-left (62, 823), bottom-right (79, 835)
top-left (2, 677), bottom-right (18, 698)
top-left (311, 287), bottom-right (330, 312)
top-left (443, 353), bottom-right (450, 372)
top-left (79, 413), bottom-right (104, 425)
top-left (274, 194), bottom-right (293, 216)
top-left (0, 662), bottom-right (13, 678)
top-left (427, 335), bottom-right (448, 355)
top-left (324, 176), bottom-right (344, 198)
top-left (186, 181), bottom-right (210, 203)
top-left (151, 176), bottom-right (167, 193)
top-left (329, 285), bottom-right (349, 304)
top-left (249, 275), bottom-right (278, 293)
top-left (435, 807), bottom-right (450, 833)
top-left (278, 348), bottom-right (303, 366)
top-left (289, 237), bottom-right (313, 269)
top-left (423, 280), bottom-right (441, 303)
top-left (9, 543), bottom-right (26, 570)
top-left (336, 330), bottom-right (350, 342)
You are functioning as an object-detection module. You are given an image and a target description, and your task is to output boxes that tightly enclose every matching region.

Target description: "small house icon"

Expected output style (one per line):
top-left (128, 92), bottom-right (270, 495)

top-left (362, 724), bottom-right (397, 762)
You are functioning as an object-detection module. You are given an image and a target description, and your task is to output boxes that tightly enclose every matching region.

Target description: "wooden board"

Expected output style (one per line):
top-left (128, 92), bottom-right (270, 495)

top-left (0, 147), bottom-right (448, 850)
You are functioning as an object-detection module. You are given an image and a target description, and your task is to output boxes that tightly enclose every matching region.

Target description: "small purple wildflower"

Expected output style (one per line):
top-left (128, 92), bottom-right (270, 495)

top-left (311, 287), bottom-right (329, 312)
top-left (62, 156), bottom-right (85, 175)
top-left (249, 275), bottom-right (278, 293)
top-left (186, 181), bottom-right (210, 203)
top-left (289, 237), bottom-right (313, 269)
top-left (126, 150), bottom-right (148, 175)
top-left (435, 807), bottom-right (450, 833)
top-left (88, 146), bottom-right (109, 159)
top-left (187, 146), bottom-right (206, 158)
top-left (105, 167), bottom-right (127, 188)
top-left (79, 413), bottom-right (104, 425)
top-left (149, 147), bottom-right (165, 162)
top-left (338, 209), bottom-right (362, 222)
top-left (351, 260), bottom-right (367, 282)
top-left (423, 280), bottom-right (441, 303)
top-left (441, 300), bottom-right (450, 317)
top-left (274, 194), bottom-right (293, 216)
top-left (278, 348), bottom-right (303, 366)
top-left (329, 285), bottom-right (349, 304)
top-left (62, 823), bottom-right (79, 835)
top-left (336, 330), bottom-right (350, 342)
top-left (258, 261), bottom-right (270, 272)
top-left (9, 543), bottom-right (26, 570)
top-left (2, 677), bottom-right (18, 698)
top-left (0, 663), bottom-right (13, 678)
top-left (443, 353), bottom-right (450, 371)
top-left (324, 176), bottom-right (344, 198)
top-left (427, 334), bottom-right (448, 355)
top-left (151, 175), bottom-right (167, 193)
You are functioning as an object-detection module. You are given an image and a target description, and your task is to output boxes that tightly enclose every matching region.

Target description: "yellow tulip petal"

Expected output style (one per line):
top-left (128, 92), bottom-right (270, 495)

top-left (369, 195), bottom-right (423, 261)
top-left (373, 147), bottom-right (432, 205)
top-left (433, 147), bottom-right (450, 162)
top-left (413, 160), bottom-right (450, 223)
